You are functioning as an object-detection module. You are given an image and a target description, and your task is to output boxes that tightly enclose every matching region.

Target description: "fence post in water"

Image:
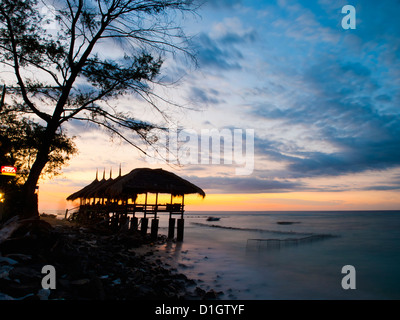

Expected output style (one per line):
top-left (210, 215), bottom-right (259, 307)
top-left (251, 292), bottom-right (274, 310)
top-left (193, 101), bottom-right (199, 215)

top-left (177, 218), bottom-right (184, 242)
top-left (168, 218), bottom-right (176, 239)
top-left (151, 218), bottom-right (159, 240)
top-left (141, 217), bottom-right (148, 237)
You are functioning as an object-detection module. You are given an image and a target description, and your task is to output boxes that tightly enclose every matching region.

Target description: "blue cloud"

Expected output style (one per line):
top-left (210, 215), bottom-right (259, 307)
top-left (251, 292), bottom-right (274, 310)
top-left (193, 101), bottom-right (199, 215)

top-left (189, 86), bottom-right (223, 105)
top-left (203, 0), bottom-right (242, 9)
top-left (251, 55), bottom-right (400, 178)
top-left (184, 175), bottom-right (304, 193)
top-left (193, 32), bottom-right (245, 70)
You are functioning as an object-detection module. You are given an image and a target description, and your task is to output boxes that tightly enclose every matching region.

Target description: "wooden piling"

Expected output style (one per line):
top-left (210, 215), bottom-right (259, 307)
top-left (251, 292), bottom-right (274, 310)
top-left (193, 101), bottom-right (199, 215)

top-left (177, 218), bottom-right (184, 242)
top-left (168, 218), bottom-right (176, 239)
top-left (141, 217), bottom-right (148, 237)
top-left (130, 216), bottom-right (138, 231)
top-left (151, 218), bottom-right (159, 240)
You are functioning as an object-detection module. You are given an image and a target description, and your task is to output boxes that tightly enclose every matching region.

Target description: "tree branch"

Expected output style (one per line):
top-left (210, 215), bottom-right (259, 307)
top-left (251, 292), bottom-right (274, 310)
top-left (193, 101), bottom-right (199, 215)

top-left (0, 6), bottom-right (52, 123)
top-left (70, 116), bottom-right (150, 155)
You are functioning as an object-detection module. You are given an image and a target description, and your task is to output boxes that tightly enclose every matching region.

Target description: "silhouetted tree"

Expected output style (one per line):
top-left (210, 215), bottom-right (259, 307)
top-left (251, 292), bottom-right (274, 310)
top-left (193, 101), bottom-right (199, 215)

top-left (1, 103), bottom-right (78, 184)
top-left (0, 0), bottom-right (197, 217)
top-left (1, 99), bottom-right (78, 218)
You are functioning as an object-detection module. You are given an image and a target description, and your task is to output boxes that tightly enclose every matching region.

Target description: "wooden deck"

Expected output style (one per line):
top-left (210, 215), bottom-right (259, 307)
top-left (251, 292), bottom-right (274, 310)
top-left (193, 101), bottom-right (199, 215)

top-left (74, 203), bottom-right (184, 217)
top-left (65, 202), bottom-right (186, 241)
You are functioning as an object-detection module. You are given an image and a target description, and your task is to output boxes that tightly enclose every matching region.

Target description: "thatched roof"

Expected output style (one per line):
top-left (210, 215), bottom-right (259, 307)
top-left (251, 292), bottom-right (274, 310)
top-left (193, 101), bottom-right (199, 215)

top-left (66, 178), bottom-right (101, 201)
top-left (106, 168), bottom-right (206, 198)
top-left (82, 177), bottom-right (109, 199)
top-left (84, 174), bottom-right (127, 200)
top-left (67, 168), bottom-right (206, 201)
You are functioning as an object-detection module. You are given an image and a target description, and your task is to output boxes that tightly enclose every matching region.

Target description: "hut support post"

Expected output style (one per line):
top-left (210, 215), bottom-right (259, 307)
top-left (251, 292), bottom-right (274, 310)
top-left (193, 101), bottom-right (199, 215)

top-left (130, 216), bottom-right (138, 231)
top-left (141, 217), bottom-right (148, 237)
top-left (177, 194), bottom-right (185, 241)
top-left (181, 194), bottom-right (185, 219)
top-left (167, 195), bottom-right (175, 239)
top-left (155, 193), bottom-right (158, 218)
top-left (151, 218), bottom-right (159, 240)
top-left (150, 192), bottom-right (159, 239)
top-left (168, 218), bottom-right (175, 239)
top-left (177, 218), bottom-right (184, 242)
top-left (144, 192), bottom-right (148, 218)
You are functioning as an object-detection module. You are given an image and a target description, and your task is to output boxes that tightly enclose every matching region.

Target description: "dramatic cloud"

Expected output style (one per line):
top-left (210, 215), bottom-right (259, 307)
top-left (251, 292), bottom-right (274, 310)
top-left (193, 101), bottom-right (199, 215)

top-left (188, 87), bottom-right (223, 105)
top-left (43, 0), bottom-right (400, 205)
top-left (184, 175), bottom-right (304, 194)
top-left (251, 53), bottom-right (400, 179)
top-left (193, 32), bottom-right (244, 70)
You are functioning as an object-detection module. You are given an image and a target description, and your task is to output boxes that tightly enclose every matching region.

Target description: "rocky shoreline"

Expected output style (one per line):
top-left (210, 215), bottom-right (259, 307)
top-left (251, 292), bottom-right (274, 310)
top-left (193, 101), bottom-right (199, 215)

top-left (0, 216), bottom-right (220, 300)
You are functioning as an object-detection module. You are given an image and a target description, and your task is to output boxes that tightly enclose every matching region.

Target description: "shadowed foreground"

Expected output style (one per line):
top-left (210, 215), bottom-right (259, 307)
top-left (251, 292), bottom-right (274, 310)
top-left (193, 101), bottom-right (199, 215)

top-left (0, 216), bottom-right (219, 300)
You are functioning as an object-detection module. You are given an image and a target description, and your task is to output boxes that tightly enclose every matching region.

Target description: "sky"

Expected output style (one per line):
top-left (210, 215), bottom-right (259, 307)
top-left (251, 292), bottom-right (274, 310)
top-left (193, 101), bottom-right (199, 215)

top-left (35, 0), bottom-right (400, 212)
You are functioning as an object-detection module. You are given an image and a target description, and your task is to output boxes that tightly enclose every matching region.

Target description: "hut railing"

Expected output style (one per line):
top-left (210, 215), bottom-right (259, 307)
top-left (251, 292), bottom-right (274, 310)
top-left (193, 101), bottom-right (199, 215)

top-left (77, 203), bottom-right (183, 215)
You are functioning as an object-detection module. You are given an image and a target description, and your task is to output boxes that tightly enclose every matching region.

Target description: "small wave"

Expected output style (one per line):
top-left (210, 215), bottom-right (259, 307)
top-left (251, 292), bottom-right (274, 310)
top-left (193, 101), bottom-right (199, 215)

top-left (191, 222), bottom-right (313, 236)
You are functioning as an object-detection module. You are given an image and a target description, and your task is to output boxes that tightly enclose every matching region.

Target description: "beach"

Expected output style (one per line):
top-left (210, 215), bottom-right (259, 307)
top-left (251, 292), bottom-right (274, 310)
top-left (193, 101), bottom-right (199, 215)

top-left (0, 215), bottom-right (218, 300)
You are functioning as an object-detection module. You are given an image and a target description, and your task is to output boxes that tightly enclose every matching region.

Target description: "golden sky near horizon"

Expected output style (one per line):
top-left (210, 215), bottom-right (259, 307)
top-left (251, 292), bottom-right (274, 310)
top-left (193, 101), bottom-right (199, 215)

top-left (39, 178), bottom-right (400, 213)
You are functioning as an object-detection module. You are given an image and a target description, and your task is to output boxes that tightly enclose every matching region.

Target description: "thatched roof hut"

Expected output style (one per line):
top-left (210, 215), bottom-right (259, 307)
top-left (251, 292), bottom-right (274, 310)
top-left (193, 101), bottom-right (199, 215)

top-left (105, 168), bottom-right (205, 198)
top-left (67, 168), bottom-right (205, 201)
top-left (66, 168), bottom-right (204, 241)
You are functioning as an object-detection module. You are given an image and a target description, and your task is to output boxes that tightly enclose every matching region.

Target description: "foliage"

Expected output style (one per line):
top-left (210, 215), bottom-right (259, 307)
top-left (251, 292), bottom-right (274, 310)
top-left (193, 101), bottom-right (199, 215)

top-left (0, 105), bottom-right (78, 185)
top-left (0, 0), bottom-right (197, 216)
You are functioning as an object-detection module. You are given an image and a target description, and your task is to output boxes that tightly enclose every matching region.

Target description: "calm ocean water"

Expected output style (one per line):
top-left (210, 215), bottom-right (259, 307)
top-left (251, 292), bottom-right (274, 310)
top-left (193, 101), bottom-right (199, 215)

top-left (156, 210), bottom-right (400, 300)
top-left (49, 210), bottom-right (400, 299)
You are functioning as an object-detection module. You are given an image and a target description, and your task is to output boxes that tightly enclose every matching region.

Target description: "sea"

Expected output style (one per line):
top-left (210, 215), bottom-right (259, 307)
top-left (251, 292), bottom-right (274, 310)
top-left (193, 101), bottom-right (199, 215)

top-left (48, 210), bottom-right (400, 300)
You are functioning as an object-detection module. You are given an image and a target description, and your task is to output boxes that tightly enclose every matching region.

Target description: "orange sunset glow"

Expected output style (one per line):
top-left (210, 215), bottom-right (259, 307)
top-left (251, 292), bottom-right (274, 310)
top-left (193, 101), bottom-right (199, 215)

top-left (39, 181), bottom-right (400, 213)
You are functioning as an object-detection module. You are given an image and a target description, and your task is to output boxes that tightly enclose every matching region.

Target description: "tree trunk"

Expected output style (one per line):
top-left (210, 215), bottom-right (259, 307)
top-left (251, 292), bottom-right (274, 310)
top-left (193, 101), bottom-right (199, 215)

top-left (20, 125), bottom-right (56, 218)
top-left (20, 155), bottom-right (47, 218)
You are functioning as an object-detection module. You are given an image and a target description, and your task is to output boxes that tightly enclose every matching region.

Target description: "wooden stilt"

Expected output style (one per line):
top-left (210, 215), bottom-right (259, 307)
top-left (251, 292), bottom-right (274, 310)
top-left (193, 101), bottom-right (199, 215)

top-left (141, 217), bottom-right (148, 237)
top-left (155, 192), bottom-right (158, 219)
top-left (168, 218), bottom-right (176, 239)
top-left (151, 218), bottom-right (159, 240)
top-left (144, 192), bottom-right (148, 218)
top-left (130, 216), bottom-right (138, 231)
top-left (181, 194), bottom-right (185, 219)
top-left (177, 218), bottom-right (184, 242)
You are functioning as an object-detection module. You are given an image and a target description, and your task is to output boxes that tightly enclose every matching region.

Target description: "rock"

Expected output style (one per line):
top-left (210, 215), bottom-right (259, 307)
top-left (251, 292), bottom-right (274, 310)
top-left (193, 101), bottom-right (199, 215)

top-left (0, 292), bottom-right (15, 300)
top-left (0, 292), bottom-right (34, 300)
top-left (71, 279), bottom-right (91, 286)
top-left (0, 265), bottom-right (13, 279)
top-left (195, 286), bottom-right (206, 296)
top-left (40, 213), bottom-right (57, 219)
top-left (37, 288), bottom-right (51, 300)
top-left (204, 289), bottom-right (223, 300)
top-left (5, 253), bottom-right (32, 262)
top-left (0, 255), bottom-right (18, 265)
top-left (9, 266), bottom-right (42, 282)
top-left (0, 216), bottom-right (21, 245)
